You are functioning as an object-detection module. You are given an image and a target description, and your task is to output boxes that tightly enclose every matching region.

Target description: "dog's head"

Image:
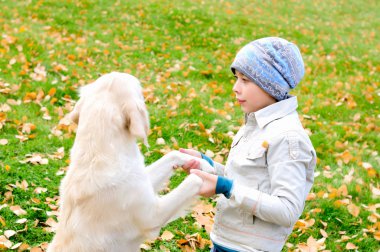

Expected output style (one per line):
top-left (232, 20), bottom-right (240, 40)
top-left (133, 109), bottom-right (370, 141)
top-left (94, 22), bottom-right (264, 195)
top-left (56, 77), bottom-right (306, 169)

top-left (69, 72), bottom-right (149, 144)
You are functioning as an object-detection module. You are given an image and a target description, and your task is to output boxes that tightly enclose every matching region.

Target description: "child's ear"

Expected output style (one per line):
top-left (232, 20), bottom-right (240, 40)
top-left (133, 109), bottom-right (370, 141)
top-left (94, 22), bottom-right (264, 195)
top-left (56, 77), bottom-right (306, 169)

top-left (123, 99), bottom-right (149, 143)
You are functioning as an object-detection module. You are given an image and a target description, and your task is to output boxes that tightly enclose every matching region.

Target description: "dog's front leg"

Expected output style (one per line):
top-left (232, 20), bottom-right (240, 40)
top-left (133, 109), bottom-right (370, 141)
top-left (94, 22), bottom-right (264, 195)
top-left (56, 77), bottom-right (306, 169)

top-left (145, 151), bottom-right (214, 192)
top-left (145, 151), bottom-right (180, 192)
top-left (143, 173), bottom-right (203, 234)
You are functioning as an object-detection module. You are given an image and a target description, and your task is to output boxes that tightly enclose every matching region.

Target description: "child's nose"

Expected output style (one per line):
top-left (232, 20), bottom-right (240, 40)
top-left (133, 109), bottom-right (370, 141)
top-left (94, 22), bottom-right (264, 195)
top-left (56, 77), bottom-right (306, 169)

top-left (233, 81), bottom-right (240, 94)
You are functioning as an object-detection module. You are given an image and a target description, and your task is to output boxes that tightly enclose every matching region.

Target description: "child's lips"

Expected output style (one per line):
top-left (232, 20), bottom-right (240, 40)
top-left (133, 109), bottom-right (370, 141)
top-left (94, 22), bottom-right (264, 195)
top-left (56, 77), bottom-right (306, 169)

top-left (237, 98), bottom-right (246, 104)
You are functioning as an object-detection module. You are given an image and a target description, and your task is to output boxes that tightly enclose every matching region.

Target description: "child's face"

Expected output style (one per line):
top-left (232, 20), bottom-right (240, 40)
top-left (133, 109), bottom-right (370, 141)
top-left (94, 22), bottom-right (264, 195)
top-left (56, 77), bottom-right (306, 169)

top-left (233, 70), bottom-right (276, 113)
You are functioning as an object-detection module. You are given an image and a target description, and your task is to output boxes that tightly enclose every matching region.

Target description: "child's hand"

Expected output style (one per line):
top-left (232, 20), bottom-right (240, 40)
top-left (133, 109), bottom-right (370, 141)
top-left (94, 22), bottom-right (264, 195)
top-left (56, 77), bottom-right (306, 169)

top-left (179, 148), bottom-right (202, 173)
top-left (190, 169), bottom-right (217, 197)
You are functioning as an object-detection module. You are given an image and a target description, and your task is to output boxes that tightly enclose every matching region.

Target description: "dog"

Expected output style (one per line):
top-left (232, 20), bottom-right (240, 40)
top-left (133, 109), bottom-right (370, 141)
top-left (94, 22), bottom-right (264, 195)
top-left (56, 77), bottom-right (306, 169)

top-left (47, 72), bottom-right (213, 252)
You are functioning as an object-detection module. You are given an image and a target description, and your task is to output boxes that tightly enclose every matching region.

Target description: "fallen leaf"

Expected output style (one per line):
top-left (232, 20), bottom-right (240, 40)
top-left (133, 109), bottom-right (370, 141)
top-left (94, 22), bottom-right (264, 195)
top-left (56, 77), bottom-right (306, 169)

top-left (0, 139), bottom-right (8, 145)
top-left (0, 235), bottom-right (12, 249)
top-left (10, 205), bottom-right (27, 216)
top-left (4, 230), bottom-right (16, 239)
top-left (374, 231), bottom-right (380, 241)
top-left (156, 138), bottom-right (166, 145)
top-left (160, 230), bottom-right (174, 241)
top-left (34, 187), bottom-right (48, 194)
top-left (371, 185), bottom-right (380, 198)
top-left (347, 204), bottom-right (360, 217)
top-left (20, 153), bottom-right (49, 165)
top-left (48, 147), bottom-right (65, 160)
top-left (346, 242), bottom-right (358, 250)
top-left (192, 201), bottom-right (215, 233)
top-left (15, 218), bottom-right (27, 224)
top-left (10, 242), bottom-right (22, 250)
top-left (320, 229), bottom-right (328, 238)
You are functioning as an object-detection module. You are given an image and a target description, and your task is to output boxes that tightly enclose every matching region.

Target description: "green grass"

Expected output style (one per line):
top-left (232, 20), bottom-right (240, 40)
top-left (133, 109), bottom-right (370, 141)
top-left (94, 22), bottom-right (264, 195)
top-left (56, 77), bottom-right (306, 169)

top-left (1, 0), bottom-right (379, 251)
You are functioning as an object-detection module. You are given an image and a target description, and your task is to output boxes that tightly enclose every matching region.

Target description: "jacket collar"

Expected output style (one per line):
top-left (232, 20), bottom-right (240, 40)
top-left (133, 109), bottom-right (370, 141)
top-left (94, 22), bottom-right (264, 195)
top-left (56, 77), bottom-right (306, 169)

top-left (245, 96), bottom-right (298, 128)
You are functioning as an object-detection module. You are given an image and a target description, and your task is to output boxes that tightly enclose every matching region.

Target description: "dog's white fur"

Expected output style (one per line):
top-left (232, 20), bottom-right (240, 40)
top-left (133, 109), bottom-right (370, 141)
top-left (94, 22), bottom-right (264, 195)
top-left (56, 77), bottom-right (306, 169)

top-left (47, 72), bottom-right (213, 252)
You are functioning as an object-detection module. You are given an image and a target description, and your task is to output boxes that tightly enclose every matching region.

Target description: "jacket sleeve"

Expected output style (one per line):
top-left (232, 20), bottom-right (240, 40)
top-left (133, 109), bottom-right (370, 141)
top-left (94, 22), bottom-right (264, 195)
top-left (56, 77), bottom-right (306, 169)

top-left (200, 154), bottom-right (225, 175)
top-left (229, 131), bottom-right (316, 227)
top-left (213, 162), bottom-right (226, 176)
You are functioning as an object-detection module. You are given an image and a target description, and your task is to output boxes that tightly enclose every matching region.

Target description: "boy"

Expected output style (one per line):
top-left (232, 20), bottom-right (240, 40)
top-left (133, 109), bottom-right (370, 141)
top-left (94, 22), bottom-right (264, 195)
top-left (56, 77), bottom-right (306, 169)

top-left (180, 37), bottom-right (316, 252)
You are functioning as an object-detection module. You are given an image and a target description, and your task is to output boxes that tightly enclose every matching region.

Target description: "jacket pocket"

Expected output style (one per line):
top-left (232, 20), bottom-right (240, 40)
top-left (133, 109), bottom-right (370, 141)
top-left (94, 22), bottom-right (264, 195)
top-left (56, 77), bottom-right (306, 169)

top-left (246, 146), bottom-right (267, 168)
top-left (216, 197), bottom-right (245, 228)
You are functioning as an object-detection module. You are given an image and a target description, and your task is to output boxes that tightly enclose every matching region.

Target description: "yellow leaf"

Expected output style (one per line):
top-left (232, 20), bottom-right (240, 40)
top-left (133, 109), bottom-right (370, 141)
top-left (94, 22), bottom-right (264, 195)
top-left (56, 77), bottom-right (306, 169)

top-left (371, 186), bottom-right (380, 198)
top-left (45, 217), bottom-right (58, 228)
top-left (262, 140), bottom-right (269, 149)
top-left (198, 121), bottom-right (205, 131)
top-left (156, 138), bottom-right (165, 145)
top-left (374, 231), bottom-right (380, 241)
top-left (346, 242), bottom-right (358, 250)
top-left (320, 229), bottom-right (328, 238)
top-left (0, 235), bottom-right (12, 249)
top-left (48, 87), bottom-right (56, 97)
top-left (30, 247), bottom-right (43, 252)
top-left (353, 113), bottom-right (361, 122)
top-left (10, 205), bottom-right (27, 216)
top-left (347, 204), bottom-right (360, 217)
top-left (341, 150), bottom-right (353, 164)
top-left (0, 216), bottom-right (6, 226)
top-left (34, 187), bottom-right (47, 194)
top-left (4, 230), bottom-right (16, 239)
top-left (160, 230), bottom-right (174, 241)
top-left (367, 168), bottom-right (377, 177)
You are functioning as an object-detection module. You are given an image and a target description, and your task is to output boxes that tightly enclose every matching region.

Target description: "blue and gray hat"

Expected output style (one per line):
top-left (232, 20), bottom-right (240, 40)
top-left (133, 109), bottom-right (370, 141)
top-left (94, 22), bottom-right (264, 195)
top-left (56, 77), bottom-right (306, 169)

top-left (231, 37), bottom-right (305, 101)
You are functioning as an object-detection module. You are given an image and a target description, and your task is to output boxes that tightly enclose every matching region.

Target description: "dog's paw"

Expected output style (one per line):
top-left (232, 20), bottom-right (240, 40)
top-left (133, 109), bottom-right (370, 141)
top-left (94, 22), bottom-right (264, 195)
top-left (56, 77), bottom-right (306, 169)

top-left (168, 151), bottom-right (216, 174)
top-left (188, 173), bottom-right (203, 184)
top-left (185, 173), bottom-right (203, 194)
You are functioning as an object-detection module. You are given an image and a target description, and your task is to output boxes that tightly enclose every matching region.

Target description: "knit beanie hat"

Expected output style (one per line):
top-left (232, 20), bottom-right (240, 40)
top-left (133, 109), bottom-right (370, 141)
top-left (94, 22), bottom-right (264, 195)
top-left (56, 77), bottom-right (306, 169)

top-left (231, 37), bottom-right (305, 101)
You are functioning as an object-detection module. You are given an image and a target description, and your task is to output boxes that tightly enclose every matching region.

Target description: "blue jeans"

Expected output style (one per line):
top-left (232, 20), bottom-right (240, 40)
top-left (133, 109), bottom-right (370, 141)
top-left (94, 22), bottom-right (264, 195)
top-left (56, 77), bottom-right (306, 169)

top-left (210, 243), bottom-right (239, 252)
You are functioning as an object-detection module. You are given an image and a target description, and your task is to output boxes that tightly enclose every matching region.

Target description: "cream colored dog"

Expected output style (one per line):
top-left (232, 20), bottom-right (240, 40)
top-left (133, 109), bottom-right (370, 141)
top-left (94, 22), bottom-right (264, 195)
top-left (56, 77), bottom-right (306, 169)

top-left (47, 72), bottom-right (213, 252)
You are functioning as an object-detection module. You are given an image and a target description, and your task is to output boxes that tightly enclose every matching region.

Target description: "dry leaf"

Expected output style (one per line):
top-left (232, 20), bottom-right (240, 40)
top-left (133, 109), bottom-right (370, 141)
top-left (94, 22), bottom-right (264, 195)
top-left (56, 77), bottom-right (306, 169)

top-left (346, 242), bottom-right (358, 250)
top-left (10, 205), bottom-right (27, 216)
top-left (156, 138), bottom-right (166, 145)
top-left (320, 229), bottom-right (328, 237)
top-left (192, 201), bottom-right (215, 233)
top-left (262, 140), bottom-right (269, 149)
top-left (30, 247), bottom-right (43, 252)
top-left (20, 153), bottom-right (49, 165)
top-left (16, 180), bottom-right (29, 190)
top-left (160, 230), bottom-right (174, 241)
top-left (15, 218), bottom-right (27, 224)
top-left (10, 242), bottom-right (22, 250)
top-left (347, 204), bottom-right (360, 217)
top-left (4, 230), bottom-right (16, 239)
top-left (0, 235), bottom-right (12, 249)
top-left (48, 147), bottom-right (65, 160)
top-left (371, 185), bottom-right (380, 198)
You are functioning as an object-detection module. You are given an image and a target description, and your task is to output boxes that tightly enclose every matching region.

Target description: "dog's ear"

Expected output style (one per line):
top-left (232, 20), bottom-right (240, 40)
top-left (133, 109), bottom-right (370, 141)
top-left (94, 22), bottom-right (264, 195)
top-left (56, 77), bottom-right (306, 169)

top-left (69, 98), bottom-right (84, 124)
top-left (123, 99), bottom-right (149, 144)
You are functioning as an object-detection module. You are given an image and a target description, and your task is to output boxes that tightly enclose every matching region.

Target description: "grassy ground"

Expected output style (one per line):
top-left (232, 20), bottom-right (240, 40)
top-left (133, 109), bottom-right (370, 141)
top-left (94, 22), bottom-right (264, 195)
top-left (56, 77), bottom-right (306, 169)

top-left (0, 0), bottom-right (379, 251)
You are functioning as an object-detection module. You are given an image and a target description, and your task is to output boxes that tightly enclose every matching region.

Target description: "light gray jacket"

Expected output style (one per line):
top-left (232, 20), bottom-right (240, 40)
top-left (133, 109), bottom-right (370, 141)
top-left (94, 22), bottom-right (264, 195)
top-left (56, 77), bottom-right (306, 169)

top-left (209, 97), bottom-right (316, 252)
